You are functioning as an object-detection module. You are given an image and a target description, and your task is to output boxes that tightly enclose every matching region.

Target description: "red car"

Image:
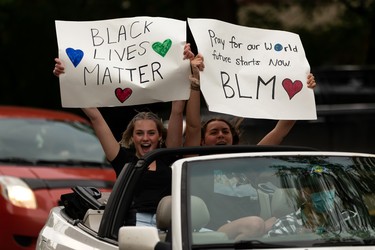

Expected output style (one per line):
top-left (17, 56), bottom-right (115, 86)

top-left (0, 106), bottom-right (116, 250)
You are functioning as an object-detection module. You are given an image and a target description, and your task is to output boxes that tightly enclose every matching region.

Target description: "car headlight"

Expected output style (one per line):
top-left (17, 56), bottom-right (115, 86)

top-left (0, 176), bottom-right (37, 209)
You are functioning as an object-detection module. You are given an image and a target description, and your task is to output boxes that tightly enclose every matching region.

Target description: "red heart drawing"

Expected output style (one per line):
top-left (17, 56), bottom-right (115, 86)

top-left (282, 78), bottom-right (303, 100)
top-left (115, 88), bottom-right (132, 103)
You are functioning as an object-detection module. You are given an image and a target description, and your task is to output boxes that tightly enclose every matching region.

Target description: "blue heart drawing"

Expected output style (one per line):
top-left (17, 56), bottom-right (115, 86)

top-left (65, 48), bottom-right (84, 67)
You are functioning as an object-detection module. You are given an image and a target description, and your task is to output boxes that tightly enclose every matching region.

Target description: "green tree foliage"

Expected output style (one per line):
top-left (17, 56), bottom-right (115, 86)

top-left (239, 0), bottom-right (375, 66)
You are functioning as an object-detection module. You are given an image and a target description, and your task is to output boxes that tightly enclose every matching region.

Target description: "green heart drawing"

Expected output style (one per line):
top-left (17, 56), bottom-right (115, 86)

top-left (152, 39), bottom-right (172, 57)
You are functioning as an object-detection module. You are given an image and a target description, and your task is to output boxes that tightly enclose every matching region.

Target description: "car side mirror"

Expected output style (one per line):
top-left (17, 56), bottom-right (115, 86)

top-left (118, 226), bottom-right (166, 250)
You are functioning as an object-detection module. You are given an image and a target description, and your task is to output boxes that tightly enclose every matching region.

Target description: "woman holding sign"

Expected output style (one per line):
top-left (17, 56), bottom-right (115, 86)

top-left (183, 45), bottom-right (316, 147)
top-left (52, 47), bottom-right (204, 227)
top-left (183, 46), bottom-right (317, 240)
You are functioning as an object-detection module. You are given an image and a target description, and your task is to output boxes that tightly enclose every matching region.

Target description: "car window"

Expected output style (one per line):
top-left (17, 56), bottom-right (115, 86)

top-left (186, 155), bottom-right (375, 247)
top-left (0, 119), bottom-right (107, 164)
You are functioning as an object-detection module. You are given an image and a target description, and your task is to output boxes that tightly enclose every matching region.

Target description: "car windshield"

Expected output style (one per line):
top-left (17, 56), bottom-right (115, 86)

top-left (0, 119), bottom-right (107, 164)
top-left (186, 154), bottom-right (375, 247)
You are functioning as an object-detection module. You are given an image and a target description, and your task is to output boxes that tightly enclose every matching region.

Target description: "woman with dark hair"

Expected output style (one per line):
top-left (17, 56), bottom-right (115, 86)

top-left (267, 168), bottom-right (341, 237)
top-left (182, 46), bottom-right (317, 240)
top-left (182, 44), bottom-right (316, 148)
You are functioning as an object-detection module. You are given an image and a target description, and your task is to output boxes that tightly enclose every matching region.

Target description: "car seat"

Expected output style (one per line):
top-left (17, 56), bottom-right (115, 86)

top-left (271, 188), bottom-right (298, 218)
top-left (156, 195), bottom-right (210, 232)
top-left (156, 195), bottom-right (229, 244)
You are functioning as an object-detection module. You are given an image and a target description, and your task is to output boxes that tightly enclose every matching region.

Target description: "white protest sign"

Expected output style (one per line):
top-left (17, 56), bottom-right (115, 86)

top-left (55, 17), bottom-right (190, 108)
top-left (188, 18), bottom-right (317, 120)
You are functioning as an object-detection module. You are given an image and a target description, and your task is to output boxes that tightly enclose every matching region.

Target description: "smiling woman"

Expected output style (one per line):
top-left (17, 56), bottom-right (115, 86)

top-left (52, 43), bottom-right (204, 227)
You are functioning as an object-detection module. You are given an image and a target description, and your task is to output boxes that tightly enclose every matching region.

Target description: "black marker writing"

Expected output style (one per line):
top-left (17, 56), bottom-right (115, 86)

top-left (83, 62), bottom-right (163, 85)
top-left (90, 20), bottom-right (153, 46)
top-left (208, 29), bottom-right (225, 50)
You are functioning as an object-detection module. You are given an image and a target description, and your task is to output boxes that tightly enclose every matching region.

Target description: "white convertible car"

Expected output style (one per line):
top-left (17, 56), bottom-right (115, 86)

top-left (37, 146), bottom-right (375, 250)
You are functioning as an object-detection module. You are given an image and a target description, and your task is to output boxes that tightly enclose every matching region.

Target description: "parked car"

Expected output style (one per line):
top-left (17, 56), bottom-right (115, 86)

top-left (0, 105), bottom-right (116, 250)
top-left (37, 145), bottom-right (375, 249)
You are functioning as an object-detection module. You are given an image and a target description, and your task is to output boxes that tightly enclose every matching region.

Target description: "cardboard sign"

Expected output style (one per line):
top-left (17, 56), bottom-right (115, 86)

top-left (188, 18), bottom-right (317, 120)
top-left (55, 17), bottom-right (190, 107)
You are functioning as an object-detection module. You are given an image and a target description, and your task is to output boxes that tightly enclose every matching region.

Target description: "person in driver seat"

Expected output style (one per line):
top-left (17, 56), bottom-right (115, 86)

top-left (266, 166), bottom-right (361, 237)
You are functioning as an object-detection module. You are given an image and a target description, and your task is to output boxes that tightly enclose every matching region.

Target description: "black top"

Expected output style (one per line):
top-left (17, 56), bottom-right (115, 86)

top-left (110, 147), bottom-right (137, 177)
top-left (110, 147), bottom-right (173, 213)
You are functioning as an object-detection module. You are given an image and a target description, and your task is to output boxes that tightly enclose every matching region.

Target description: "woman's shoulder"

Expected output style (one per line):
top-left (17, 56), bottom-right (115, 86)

top-left (110, 147), bottom-right (137, 176)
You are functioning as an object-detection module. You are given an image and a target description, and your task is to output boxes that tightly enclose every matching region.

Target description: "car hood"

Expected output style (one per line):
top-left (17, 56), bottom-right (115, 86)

top-left (0, 164), bottom-right (114, 178)
top-left (0, 165), bottom-right (116, 190)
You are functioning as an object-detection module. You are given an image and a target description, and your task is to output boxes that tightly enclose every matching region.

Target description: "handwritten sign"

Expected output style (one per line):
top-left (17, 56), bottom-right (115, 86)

top-left (188, 18), bottom-right (317, 120)
top-left (55, 17), bottom-right (190, 107)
